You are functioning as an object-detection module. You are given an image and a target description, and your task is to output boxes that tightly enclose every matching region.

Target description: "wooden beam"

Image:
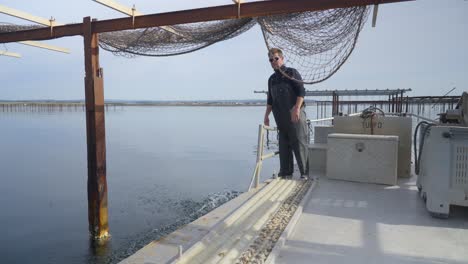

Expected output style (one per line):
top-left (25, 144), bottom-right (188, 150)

top-left (93, 0), bottom-right (142, 16)
top-left (83, 16), bottom-right (109, 240)
top-left (0, 0), bottom-right (414, 43)
top-left (0, 4), bottom-right (70, 54)
top-left (0, 50), bottom-right (21, 58)
top-left (0, 23), bottom-right (82, 43)
top-left (18, 40), bottom-right (70, 53)
top-left (92, 0), bottom-right (184, 38)
top-left (0, 4), bottom-right (63, 26)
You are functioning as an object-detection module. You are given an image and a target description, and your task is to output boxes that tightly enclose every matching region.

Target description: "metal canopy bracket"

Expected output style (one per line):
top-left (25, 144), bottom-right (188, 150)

top-left (232, 0), bottom-right (244, 18)
top-left (131, 5), bottom-right (137, 28)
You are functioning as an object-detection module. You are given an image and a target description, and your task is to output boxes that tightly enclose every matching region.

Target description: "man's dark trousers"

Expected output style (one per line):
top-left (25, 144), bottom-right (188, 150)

top-left (278, 107), bottom-right (309, 176)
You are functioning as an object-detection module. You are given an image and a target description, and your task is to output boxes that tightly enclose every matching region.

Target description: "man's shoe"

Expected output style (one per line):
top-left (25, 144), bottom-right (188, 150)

top-left (278, 171), bottom-right (291, 178)
top-left (278, 174), bottom-right (292, 179)
top-left (300, 174), bottom-right (308, 180)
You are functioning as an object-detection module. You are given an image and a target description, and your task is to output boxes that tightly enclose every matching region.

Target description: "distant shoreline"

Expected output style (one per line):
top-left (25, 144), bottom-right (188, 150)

top-left (0, 99), bottom-right (330, 107)
top-left (0, 101), bottom-right (270, 107)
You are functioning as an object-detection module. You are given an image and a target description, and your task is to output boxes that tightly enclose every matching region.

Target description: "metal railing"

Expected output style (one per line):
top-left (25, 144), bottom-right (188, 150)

top-left (248, 112), bottom-right (362, 192)
top-left (248, 124), bottom-right (279, 192)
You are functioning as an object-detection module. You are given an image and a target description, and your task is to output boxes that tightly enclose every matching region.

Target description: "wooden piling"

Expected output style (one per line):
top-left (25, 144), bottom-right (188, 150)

top-left (405, 96), bottom-right (409, 113)
top-left (83, 17), bottom-right (109, 240)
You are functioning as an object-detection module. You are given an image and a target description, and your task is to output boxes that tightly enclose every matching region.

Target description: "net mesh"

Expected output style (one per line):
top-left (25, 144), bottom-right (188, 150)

top-left (258, 7), bottom-right (369, 84)
top-left (0, 7), bottom-right (370, 84)
top-left (0, 23), bottom-right (42, 32)
top-left (99, 18), bottom-right (257, 57)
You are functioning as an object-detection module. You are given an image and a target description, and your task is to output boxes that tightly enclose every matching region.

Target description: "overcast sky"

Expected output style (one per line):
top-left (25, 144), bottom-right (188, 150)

top-left (1, 0), bottom-right (467, 101)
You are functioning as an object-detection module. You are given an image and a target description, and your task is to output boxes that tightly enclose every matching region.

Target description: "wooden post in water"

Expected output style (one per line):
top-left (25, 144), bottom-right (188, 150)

top-left (83, 17), bottom-right (109, 240)
top-left (405, 96), bottom-right (409, 113)
top-left (400, 90), bottom-right (404, 113)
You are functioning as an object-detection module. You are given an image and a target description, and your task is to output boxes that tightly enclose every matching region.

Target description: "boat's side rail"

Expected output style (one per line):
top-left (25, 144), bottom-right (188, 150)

top-left (248, 124), bottom-right (279, 191)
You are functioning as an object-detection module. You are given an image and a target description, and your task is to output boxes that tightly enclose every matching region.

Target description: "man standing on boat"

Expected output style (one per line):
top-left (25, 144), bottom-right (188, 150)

top-left (263, 48), bottom-right (309, 180)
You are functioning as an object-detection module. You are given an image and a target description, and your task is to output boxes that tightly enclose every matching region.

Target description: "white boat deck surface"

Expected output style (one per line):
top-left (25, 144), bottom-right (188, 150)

top-left (275, 176), bottom-right (468, 264)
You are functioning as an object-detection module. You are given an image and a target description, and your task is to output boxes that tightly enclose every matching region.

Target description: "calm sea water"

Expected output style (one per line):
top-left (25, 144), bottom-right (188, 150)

top-left (0, 106), bottom-right (285, 264)
top-left (0, 103), bottom-right (440, 263)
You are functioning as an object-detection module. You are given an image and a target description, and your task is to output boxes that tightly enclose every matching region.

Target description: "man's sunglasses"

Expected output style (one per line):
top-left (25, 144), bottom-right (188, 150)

top-left (269, 57), bottom-right (280, 63)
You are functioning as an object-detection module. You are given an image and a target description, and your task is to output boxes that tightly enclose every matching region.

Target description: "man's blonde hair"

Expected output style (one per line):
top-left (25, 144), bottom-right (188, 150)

top-left (268, 48), bottom-right (283, 57)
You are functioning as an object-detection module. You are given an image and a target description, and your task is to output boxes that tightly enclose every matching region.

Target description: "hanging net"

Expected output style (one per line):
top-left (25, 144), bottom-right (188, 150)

top-left (99, 18), bottom-right (257, 57)
top-left (0, 23), bottom-right (42, 32)
top-left (0, 6), bottom-right (370, 84)
top-left (257, 6), bottom-right (369, 84)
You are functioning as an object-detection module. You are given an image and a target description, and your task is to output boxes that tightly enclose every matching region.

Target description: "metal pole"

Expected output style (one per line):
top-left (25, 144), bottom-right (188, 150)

top-left (84, 17), bottom-right (109, 240)
top-left (257, 126), bottom-right (265, 188)
top-left (254, 124), bottom-right (263, 189)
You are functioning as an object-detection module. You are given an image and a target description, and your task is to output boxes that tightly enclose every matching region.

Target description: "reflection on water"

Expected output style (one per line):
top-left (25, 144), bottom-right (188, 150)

top-left (0, 103), bottom-right (440, 263)
top-left (89, 238), bottom-right (112, 263)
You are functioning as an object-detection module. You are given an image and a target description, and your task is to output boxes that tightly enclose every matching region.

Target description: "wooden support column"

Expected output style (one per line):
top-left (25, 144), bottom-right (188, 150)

top-left (331, 94), bottom-right (334, 116)
top-left (400, 91), bottom-right (404, 113)
top-left (396, 92), bottom-right (400, 113)
top-left (405, 96), bottom-right (409, 113)
top-left (332, 91), bottom-right (337, 116)
top-left (388, 95), bottom-right (391, 112)
top-left (395, 93), bottom-right (398, 113)
top-left (83, 16), bottom-right (109, 240)
top-left (336, 94), bottom-right (340, 115)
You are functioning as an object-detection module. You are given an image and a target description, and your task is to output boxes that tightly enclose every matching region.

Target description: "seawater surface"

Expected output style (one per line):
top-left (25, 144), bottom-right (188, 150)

top-left (0, 106), bottom-right (281, 264)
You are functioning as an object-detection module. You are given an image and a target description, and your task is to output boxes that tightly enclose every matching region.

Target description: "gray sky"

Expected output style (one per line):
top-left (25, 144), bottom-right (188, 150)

top-left (1, 0), bottom-right (467, 101)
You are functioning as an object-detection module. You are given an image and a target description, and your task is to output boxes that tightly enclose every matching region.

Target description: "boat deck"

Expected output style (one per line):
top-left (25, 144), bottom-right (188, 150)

top-left (270, 175), bottom-right (468, 264)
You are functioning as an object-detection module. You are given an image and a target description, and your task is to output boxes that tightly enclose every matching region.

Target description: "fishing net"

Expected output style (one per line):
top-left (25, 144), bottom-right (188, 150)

top-left (258, 6), bottom-right (369, 84)
top-left (0, 6), bottom-right (370, 84)
top-left (99, 18), bottom-right (257, 57)
top-left (0, 23), bottom-right (42, 32)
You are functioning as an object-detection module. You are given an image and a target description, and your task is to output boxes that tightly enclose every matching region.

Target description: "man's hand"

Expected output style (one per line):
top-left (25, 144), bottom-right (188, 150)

top-left (264, 116), bottom-right (270, 127)
top-left (291, 106), bottom-right (300, 123)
